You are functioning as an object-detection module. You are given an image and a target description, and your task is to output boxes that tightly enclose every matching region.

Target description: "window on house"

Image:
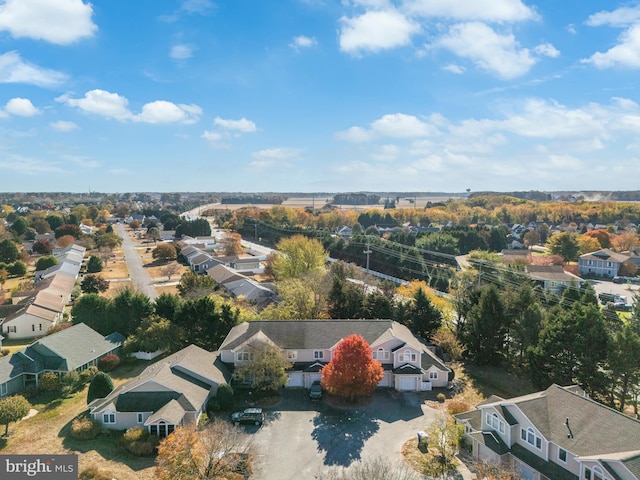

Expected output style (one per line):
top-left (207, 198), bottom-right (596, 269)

top-left (238, 351), bottom-right (253, 361)
top-left (314, 351), bottom-right (324, 360)
top-left (489, 413), bottom-right (505, 434)
top-left (0, 383), bottom-right (7, 396)
top-left (287, 351), bottom-right (297, 360)
top-left (593, 467), bottom-right (604, 480)
top-left (39, 324), bottom-right (42, 331)
top-left (103, 413), bottom-right (115, 424)
top-left (32, 324), bottom-right (35, 332)
top-left (558, 448), bottom-right (567, 463)
top-left (399, 353), bottom-right (404, 362)
top-left (429, 372), bottom-right (438, 380)
top-left (137, 413), bottom-right (144, 424)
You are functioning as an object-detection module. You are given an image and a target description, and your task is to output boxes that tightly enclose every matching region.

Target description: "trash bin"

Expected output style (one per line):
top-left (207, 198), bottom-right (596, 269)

top-left (417, 431), bottom-right (428, 447)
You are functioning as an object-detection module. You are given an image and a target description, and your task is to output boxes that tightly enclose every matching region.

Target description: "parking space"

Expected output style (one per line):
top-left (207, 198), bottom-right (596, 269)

top-left (247, 389), bottom-right (437, 480)
top-left (590, 278), bottom-right (640, 306)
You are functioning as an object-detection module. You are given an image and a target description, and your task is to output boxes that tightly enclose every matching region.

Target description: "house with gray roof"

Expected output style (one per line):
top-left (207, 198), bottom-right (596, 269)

top-left (526, 265), bottom-right (582, 294)
top-left (455, 384), bottom-right (640, 480)
top-left (579, 249), bottom-right (631, 278)
top-left (89, 345), bottom-right (231, 436)
top-left (219, 320), bottom-right (452, 391)
top-left (0, 323), bottom-right (123, 397)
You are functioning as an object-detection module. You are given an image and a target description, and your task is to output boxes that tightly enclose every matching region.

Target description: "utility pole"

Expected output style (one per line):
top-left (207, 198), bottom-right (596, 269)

top-left (364, 237), bottom-right (372, 273)
top-left (254, 222), bottom-right (258, 240)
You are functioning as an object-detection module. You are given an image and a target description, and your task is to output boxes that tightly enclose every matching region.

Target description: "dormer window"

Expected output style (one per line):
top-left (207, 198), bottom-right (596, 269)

top-left (287, 351), bottom-right (297, 360)
top-left (486, 412), bottom-right (505, 434)
top-left (373, 348), bottom-right (389, 361)
top-left (399, 350), bottom-right (417, 362)
top-left (314, 351), bottom-right (324, 360)
top-left (237, 351), bottom-right (253, 361)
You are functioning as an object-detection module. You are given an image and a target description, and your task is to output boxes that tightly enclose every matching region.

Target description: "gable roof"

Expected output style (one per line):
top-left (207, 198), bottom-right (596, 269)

top-left (221, 320), bottom-right (451, 373)
top-left (206, 264), bottom-right (246, 285)
top-left (89, 345), bottom-right (230, 418)
top-left (483, 384), bottom-right (640, 457)
top-left (527, 265), bottom-right (581, 282)
top-left (580, 249), bottom-right (630, 264)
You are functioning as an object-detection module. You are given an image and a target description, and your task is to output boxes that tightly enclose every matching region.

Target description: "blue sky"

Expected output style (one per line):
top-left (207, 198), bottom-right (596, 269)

top-left (2, 0), bottom-right (640, 193)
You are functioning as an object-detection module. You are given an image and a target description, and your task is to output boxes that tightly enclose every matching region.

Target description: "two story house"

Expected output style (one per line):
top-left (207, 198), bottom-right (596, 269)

top-left (455, 384), bottom-right (640, 480)
top-left (218, 320), bottom-right (452, 392)
top-left (578, 249), bottom-right (630, 278)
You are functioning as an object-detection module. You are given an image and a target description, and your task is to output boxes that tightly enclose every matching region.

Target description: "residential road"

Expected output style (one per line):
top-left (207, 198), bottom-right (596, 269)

top-left (115, 223), bottom-right (158, 301)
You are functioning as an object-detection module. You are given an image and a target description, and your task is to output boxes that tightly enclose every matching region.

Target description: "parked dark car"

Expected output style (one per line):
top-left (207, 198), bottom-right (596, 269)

top-left (309, 381), bottom-right (323, 400)
top-left (231, 408), bottom-right (264, 426)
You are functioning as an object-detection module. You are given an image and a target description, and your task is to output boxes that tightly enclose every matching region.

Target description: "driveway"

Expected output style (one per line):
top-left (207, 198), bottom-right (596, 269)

top-left (589, 278), bottom-right (639, 306)
top-left (248, 389), bottom-right (439, 480)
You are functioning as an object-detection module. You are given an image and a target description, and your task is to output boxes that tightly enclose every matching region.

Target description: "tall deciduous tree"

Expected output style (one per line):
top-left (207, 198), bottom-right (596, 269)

top-left (321, 334), bottom-right (383, 400)
top-left (270, 235), bottom-right (327, 280)
top-left (71, 294), bottom-right (112, 334)
top-left (155, 421), bottom-right (251, 480)
top-left (152, 243), bottom-right (177, 262)
top-left (177, 269), bottom-right (216, 298)
top-left (35, 255), bottom-right (58, 271)
top-left (0, 395), bottom-right (30, 435)
top-left (0, 239), bottom-right (19, 264)
top-left (80, 275), bottom-right (110, 294)
top-left (235, 341), bottom-right (292, 393)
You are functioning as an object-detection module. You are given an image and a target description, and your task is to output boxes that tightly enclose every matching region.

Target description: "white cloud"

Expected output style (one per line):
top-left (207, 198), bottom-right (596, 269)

top-left (201, 130), bottom-right (224, 143)
top-left (566, 24), bottom-right (576, 35)
top-left (585, 5), bottom-right (640, 28)
top-left (58, 90), bottom-right (202, 124)
top-left (371, 113), bottom-right (438, 138)
top-left (371, 144), bottom-right (400, 161)
top-left (534, 43), bottom-right (560, 58)
top-left (435, 22), bottom-right (536, 79)
top-left (60, 90), bottom-right (132, 121)
top-left (0, 51), bottom-right (68, 88)
top-left (339, 9), bottom-right (420, 55)
top-left (214, 117), bottom-right (257, 132)
top-left (50, 120), bottom-right (78, 132)
top-left (583, 24), bottom-right (640, 69)
top-left (290, 35), bottom-right (318, 50)
top-left (334, 126), bottom-right (372, 143)
top-left (250, 148), bottom-right (300, 170)
top-left (401, 0), bottom-right (537, 22)
top-left (0, 155), bottom-right (64, 174)
top-left (5, 98), bottom-right (40, 116)
top-left (442, 63), bottom-right (465, 74)
top-left (170, 44), bottom-right (195, 60)
top-left (136, 101), bottom-right (202, 124)
top-left (0, 0), bottom-right (96, 45)
top-left (180, 0), bottom-right (215, 15)
top-left (252, 148), bottom-right (300, 160)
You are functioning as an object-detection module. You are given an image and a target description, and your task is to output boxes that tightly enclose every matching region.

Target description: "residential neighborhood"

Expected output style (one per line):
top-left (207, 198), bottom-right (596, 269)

top-left (1, 191), bottom-right (640, 480)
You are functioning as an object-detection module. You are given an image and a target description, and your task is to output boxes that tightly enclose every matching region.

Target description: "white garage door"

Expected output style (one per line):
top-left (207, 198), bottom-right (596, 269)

top-left (287, 372), bottom-right (304, 387)
top-left (398, 376), bottom-right (416, 391)
top-left (378, 372), bottom-right (391, 387)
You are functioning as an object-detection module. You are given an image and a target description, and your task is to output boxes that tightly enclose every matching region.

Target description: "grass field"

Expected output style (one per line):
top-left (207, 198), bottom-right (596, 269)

top-left (154, 285), bottom-right (179, 296)
top-left (1, 338), bottom-right (33, 355)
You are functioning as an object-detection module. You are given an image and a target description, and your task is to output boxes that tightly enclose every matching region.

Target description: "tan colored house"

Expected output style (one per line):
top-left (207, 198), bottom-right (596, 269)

top-left (526, 265), bottom-right (582, 294)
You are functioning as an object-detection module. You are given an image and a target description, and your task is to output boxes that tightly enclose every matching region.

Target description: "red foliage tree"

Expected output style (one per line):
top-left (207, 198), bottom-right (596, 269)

top-left (321, 334), bottom-right (383, 400)
top-left (583, 229), bottom-right (611, 249)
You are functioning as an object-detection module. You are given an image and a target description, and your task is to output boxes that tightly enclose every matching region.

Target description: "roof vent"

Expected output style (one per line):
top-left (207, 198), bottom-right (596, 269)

top-left (565, 417), bottom-right (574, 439)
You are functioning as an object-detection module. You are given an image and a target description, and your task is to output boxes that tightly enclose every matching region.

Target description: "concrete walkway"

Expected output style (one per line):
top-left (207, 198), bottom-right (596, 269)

top-left (115, 224), bottom-right (158, 300)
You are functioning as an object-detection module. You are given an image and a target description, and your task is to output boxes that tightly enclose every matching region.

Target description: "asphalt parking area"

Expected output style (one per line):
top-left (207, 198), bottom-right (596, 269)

top-left (248, 389), bottom-right (437, 480)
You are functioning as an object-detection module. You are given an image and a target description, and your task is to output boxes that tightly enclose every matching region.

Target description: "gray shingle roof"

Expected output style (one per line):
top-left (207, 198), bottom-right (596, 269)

top-left (90, 345), bottom-right (230, 417)
top-left (485, 385), bottom-right (640, 457)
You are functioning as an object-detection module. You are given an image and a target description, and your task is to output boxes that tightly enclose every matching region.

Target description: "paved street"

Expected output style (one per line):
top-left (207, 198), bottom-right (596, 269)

top-left (115, 224), bottom-right (158, 300)
top-left (247, 389), bottom-right (447, 480)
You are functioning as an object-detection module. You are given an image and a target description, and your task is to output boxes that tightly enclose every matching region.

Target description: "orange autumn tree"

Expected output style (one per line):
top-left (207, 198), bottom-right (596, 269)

top-left (321, 334), bottom-right (383, 400)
